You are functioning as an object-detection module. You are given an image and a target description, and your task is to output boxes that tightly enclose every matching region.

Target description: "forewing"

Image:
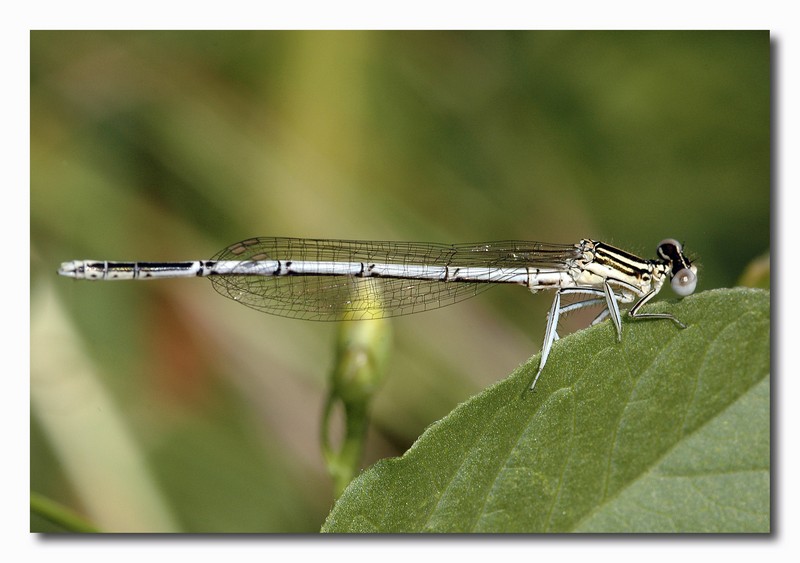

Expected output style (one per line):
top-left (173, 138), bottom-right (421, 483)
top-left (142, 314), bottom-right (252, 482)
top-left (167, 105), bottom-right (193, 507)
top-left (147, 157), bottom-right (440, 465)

top-left (207, 237), bottom-right (578, 321)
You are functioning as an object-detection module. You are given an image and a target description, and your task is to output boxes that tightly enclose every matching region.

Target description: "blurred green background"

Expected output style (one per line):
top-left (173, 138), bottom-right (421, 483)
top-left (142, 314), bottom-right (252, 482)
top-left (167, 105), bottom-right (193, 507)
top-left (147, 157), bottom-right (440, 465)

top-left (30, 31), bottom-right (769, 532)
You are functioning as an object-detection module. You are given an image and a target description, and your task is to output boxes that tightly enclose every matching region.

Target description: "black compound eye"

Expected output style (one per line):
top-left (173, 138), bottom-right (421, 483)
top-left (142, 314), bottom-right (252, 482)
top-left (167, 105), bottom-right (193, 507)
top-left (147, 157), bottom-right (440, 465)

top-left (657, 238), bottom-right (682, 258)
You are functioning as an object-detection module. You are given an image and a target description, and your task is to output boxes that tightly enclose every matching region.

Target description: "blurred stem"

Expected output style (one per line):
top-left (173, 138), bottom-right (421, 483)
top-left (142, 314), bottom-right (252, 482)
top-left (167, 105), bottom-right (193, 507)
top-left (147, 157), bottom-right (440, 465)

top-left (30, 491), bottom-right (99, 533)
top-left (321, 397), bottom-right (371, 497)
top-left (321, 315), bottom-right (392, 498)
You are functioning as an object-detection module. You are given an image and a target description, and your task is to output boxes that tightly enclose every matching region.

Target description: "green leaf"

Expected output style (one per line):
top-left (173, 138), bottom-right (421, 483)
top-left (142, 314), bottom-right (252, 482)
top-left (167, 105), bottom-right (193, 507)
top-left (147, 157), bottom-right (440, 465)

top-left (322, 288), bottom-right (770, 533)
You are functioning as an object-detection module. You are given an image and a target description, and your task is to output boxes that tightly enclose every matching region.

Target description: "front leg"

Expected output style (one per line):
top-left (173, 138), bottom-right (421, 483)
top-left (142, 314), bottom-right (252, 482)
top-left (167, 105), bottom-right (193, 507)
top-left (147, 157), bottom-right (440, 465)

top-left (628, 287), bottom-right (686, 328)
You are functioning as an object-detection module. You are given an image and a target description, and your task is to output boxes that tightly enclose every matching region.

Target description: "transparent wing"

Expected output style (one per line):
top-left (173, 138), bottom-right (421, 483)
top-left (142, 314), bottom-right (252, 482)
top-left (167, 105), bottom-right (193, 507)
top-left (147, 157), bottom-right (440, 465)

top-left (208, 237), bottom-right (580, 321)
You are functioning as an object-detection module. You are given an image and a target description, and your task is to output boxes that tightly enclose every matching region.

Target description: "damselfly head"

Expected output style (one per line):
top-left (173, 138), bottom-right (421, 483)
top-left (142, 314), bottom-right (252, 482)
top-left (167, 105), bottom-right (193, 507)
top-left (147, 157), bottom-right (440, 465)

top-left (657, 239), bottom-right (697, 297)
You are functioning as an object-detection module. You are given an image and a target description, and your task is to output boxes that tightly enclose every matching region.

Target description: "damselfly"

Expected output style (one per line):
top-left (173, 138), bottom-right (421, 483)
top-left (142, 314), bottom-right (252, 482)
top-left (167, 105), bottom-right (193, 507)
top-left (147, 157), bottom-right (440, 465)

top-left (58, 237), bottom-right (698, 390)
